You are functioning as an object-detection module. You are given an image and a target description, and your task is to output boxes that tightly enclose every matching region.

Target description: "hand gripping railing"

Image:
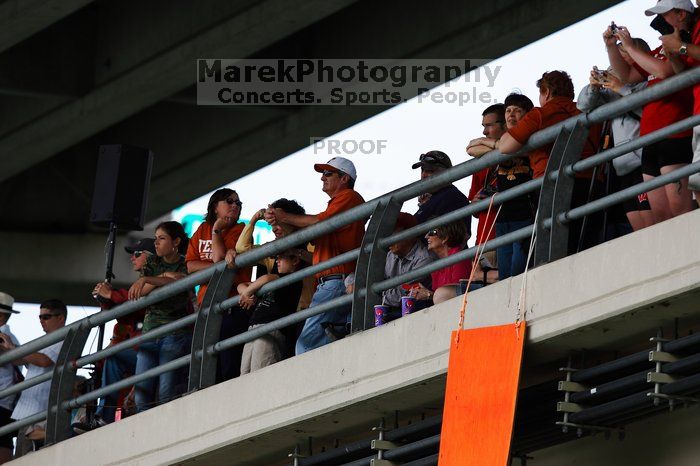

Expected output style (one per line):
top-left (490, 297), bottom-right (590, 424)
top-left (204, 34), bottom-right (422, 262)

top-left (2, 64), bottom-right (700, 445)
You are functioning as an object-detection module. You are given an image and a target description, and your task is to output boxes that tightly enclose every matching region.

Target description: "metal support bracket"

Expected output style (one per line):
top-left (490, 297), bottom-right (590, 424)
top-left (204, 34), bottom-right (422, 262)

top-left (558, 381), bottom-right (587, 392)
top-left (649, 351), bottom-right (678, 363)
top-left (45, 321), bottom-right (93, 444)
top-left (646, 372), bottom-right (678, 384)
top-left (556, 421), bottom-right (625, 439)
top-left (534, 122), bottom-right (590, 265)
top-left (557, 401), bottom-right (583, 413)
top-left (188, 265), bottom-right (238, 391)
top-left (371, 439), bottom-right (398, 450)
top-left (647, 392), bottom-right (700, 404)
top-left (351, 197), bottom-right (402, 332)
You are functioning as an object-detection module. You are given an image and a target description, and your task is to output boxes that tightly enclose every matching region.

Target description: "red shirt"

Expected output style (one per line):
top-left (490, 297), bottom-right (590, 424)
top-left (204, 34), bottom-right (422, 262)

top-left (314, 188), bottom-right (366, 278)
top-left (103, 289), bottom-right (145, 345)
top-left (634, 46), bottom-right (693, 138)
top-left (186, 222), bottom-right (251, 305)
top-left (431, 247), bottom-right (472, 290)
top-left (682, 21), bottom-right (700, 115)
top-left (508, 97), bottom-right (600, 179)
top-left (467, 168), bottom-right (497, 244)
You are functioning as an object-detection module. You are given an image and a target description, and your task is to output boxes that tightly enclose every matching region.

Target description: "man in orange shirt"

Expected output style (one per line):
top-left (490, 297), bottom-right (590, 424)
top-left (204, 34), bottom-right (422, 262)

top-left (267, 157), bottom-right (365, 354)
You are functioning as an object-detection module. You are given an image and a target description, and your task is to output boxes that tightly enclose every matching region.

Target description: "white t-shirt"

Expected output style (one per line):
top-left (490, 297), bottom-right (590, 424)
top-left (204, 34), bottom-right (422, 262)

top-left (11, 341), bottom-right (62, 420)
top-left (0, 324), bottom-right (20, 411)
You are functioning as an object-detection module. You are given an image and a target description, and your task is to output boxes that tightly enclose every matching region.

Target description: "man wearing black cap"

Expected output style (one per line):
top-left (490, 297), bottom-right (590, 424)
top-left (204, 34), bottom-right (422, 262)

top-left (413, 151), bottom-right (470, 233)
top-left (85, 238), bottom-right (154, 427)
top-left (0, 293), bottom-right (20, 463)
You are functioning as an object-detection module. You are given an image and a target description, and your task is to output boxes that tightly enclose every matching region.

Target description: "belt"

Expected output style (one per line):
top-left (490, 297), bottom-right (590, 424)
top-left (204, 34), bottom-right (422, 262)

top-left (318, 273), bottom-right (346, 284)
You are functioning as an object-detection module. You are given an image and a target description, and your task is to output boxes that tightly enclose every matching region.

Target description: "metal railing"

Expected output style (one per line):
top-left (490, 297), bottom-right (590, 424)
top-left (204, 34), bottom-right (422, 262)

top-left (2, 64), bottom-right (700, 448)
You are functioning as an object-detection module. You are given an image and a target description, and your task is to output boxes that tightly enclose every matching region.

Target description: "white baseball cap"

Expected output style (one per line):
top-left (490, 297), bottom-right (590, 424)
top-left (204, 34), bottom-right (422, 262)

top-left (314, 157), bottom-right (357, 180)
top-left (645, 0), bottom-right (695, 16)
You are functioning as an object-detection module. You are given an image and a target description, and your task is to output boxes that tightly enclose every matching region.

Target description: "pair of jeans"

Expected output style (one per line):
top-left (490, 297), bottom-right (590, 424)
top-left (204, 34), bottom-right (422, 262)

top-left (134, 332), bottom-right (191, 412)
top-left (496, 220), bottom-right (531, 279)
top-left (295, 279), bottom-right (349, 355)
top-left (95, 347), bottom-right (137, 422)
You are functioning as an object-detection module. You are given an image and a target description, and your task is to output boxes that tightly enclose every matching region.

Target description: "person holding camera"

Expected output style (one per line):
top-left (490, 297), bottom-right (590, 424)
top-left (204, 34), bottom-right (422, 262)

top-left (657, 0), bottom-right (700, 207)
top-left (578, 39), bottom-right (655, 233)
top-left (603, 2), bottom-right (695, 224)
top-left (86, 238), bottom-right (152, 428)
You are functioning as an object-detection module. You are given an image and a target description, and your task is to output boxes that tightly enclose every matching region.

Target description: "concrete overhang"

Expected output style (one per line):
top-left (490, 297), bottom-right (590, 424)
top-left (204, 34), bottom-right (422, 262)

top-left (13, 209), bottom-right (700, 465)
top-left (0, 0), bottom-right (625, 304)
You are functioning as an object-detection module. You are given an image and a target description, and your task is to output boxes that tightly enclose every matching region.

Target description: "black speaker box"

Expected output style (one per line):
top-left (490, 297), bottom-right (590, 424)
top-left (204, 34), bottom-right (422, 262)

top-left (90, 144), bottom-right (153, 230)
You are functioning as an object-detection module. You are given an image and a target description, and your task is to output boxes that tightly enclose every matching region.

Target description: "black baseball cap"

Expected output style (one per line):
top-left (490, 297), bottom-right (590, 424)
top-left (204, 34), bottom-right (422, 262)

top-left (124, 238), bottom-right (156, 255)
top-left (411, 151), bottom-right (453, 170)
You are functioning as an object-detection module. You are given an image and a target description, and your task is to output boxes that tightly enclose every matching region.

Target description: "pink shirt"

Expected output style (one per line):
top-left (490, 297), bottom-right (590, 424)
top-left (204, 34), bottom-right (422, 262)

top-left (431, 247), bottom-right (472, 290)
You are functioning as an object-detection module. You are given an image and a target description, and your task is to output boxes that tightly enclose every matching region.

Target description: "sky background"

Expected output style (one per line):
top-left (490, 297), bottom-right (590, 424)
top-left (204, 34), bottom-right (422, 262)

top-left (14, 0), bottom-right (662, 353)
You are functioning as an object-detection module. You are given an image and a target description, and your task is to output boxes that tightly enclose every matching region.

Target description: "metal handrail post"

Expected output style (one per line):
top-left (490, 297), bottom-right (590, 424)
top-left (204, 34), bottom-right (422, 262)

top-left (351, 197), bottom-right (402, 332)
top-left (534, 127), bottom-right (572, 265)
top-left (548, 121), bottom-right (592, 262)
top-left (189, 266), bottom-right (237, 390)
top-left (45, 323), bottom-right (92, 444)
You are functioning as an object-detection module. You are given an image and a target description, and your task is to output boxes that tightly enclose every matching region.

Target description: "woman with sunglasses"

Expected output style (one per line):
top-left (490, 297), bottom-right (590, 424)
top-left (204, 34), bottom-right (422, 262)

top-left (186, 188), bottom-right (252, 382)
top-left (186, 188), bottom-right (251, 306)
top-left (410, 221), bottom-right (472, 305)
top-left (129, 221), bottom-right (191, 412)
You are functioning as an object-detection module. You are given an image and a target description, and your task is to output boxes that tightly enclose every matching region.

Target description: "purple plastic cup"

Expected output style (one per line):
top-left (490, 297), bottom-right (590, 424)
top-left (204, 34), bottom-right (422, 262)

top-left (374, 305), bottom-right (389, 326)
top-left (401, 296), bottom-right (417, 316)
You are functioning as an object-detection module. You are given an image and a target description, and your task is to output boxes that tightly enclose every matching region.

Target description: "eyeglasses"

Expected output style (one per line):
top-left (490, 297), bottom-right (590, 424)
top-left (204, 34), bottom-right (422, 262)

top-left (225, 198), bottom-right (243, 207)
top-left (322, 170), bottom-right (339, 177)
top-left (426, 229), bottom-right (439, 237)
top-left (39, 313), bottom-right (61, 321)
top-left (132, 251), bottom-right (150, 258)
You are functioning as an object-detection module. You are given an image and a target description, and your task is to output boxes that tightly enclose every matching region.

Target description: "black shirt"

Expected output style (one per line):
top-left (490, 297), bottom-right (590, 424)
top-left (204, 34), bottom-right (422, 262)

top-left (415, 184), bottom-right (471, 236)
top-left (496, 157), bottom-right (535, 222)
top-left (249, 275), bottom-right (303, 325)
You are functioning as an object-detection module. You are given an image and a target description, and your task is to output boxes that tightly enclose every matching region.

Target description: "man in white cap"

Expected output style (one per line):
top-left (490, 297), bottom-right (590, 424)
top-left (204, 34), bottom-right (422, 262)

top-left (0, 292), bottom-right (20, 463)
top-left (266, 157), bottom-right (365, 354)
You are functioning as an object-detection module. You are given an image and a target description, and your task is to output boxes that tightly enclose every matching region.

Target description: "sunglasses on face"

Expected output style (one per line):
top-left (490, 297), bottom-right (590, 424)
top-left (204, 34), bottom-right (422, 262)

top-left (225, 198), bottom-right (243, 207)
top-left (322, 170), bottom-right (339, 177)
top-left (426, 229), bottom-right (439, 237)
top-left (132, 251), bottom-right (150, 258)
top-left (39, 313), bottom-right (60, 321)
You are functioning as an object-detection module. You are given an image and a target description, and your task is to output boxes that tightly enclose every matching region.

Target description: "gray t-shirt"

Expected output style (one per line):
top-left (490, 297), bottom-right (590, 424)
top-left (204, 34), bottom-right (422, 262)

top-left (382, 241), bottom-right (434, 307)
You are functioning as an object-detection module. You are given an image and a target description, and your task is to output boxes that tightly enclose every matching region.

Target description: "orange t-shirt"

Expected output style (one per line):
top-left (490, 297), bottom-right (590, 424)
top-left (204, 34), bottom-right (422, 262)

top-left (185, 222), bottom-right (252, 305)
top-left (313, 188), bottom-right (366, 279)
top-left (508, 96), bottom-right (600, 179)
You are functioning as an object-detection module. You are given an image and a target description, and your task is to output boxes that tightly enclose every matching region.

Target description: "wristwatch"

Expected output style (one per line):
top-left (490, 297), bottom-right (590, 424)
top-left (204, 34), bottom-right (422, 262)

top-left (679, 43), bottom-right (688, 56)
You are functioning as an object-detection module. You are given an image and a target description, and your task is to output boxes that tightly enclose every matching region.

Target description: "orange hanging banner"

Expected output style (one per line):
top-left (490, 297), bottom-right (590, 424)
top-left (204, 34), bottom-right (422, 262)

top-left (438, 322), bottom-right (526, 466)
